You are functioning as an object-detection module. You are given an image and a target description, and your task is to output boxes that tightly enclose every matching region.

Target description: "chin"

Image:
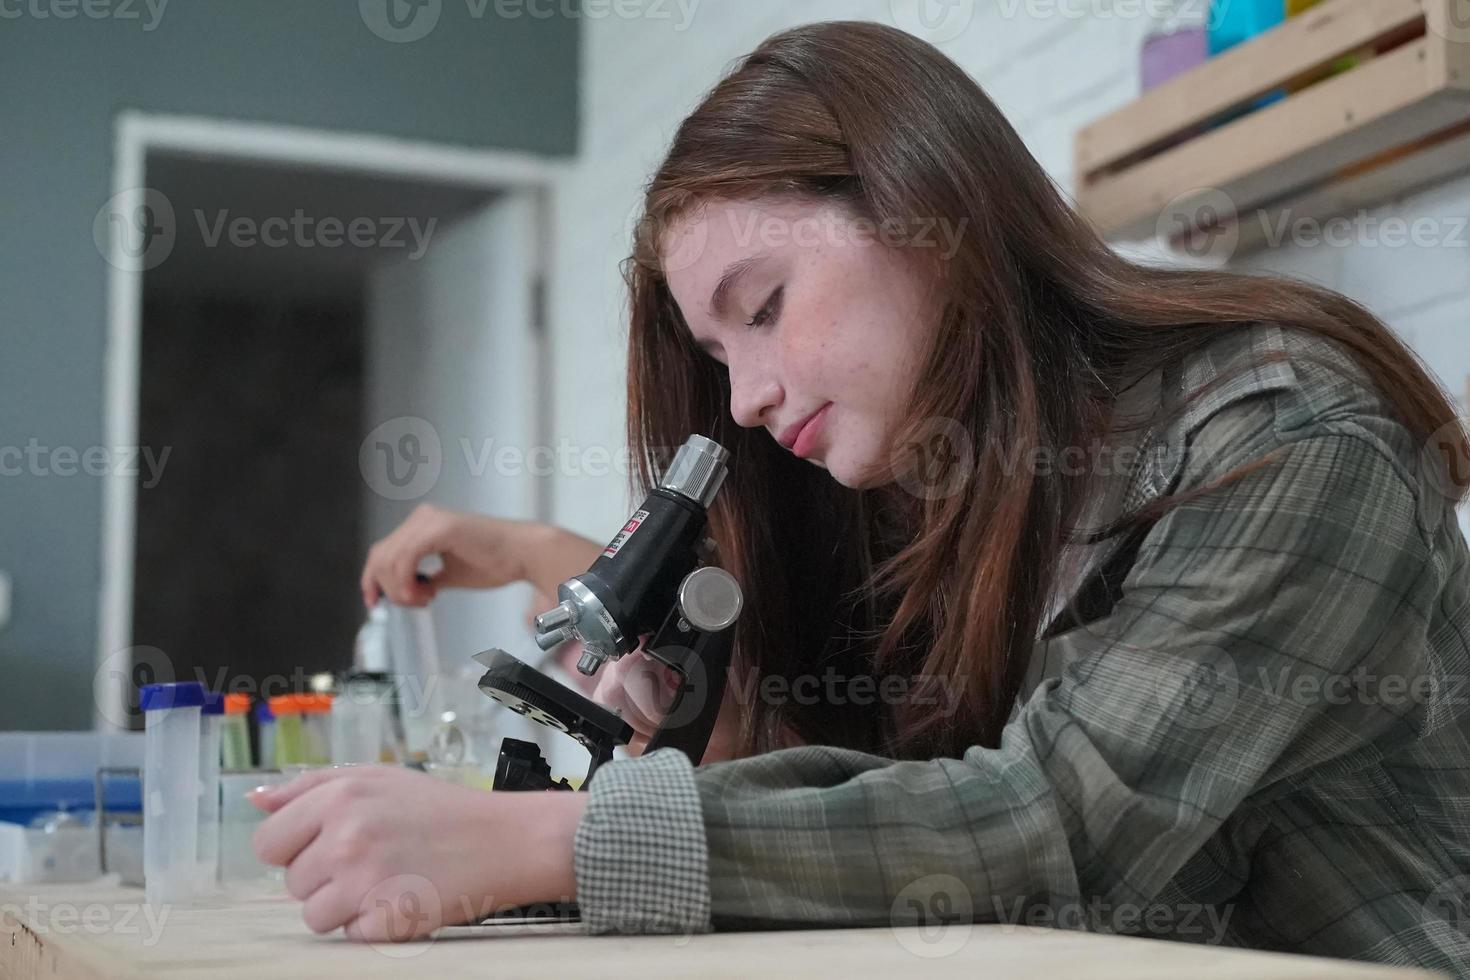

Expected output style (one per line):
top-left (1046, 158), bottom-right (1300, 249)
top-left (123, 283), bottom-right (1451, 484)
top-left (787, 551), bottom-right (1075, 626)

top-left (820, 453), bottom-right (879, 490)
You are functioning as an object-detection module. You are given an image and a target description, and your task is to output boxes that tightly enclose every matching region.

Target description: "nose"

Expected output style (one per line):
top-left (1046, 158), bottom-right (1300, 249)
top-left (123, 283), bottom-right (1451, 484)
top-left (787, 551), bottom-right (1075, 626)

top-left (726, 354), bottom-right (782, 430)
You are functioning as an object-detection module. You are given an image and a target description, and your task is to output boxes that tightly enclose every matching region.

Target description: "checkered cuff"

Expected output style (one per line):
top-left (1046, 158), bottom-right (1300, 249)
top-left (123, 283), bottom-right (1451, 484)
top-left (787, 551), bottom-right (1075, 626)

top-left (572, 747), bottom-right (713, 935)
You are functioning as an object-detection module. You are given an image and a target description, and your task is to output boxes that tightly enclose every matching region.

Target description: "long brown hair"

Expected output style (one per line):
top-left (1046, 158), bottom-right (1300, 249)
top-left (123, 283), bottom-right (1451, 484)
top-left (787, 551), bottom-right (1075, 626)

top-left (623, 20), bottom-right (1468, 761)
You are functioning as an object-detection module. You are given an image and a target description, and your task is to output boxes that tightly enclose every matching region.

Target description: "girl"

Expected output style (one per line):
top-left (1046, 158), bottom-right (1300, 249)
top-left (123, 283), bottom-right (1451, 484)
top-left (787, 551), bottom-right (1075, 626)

top-left (251, 21), bottom-right (1470, 973)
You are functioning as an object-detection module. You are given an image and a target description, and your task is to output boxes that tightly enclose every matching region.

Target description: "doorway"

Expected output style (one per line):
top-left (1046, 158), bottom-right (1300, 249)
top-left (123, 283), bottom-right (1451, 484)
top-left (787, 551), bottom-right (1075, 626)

top-left (98, 113), bottom-right (558, 728)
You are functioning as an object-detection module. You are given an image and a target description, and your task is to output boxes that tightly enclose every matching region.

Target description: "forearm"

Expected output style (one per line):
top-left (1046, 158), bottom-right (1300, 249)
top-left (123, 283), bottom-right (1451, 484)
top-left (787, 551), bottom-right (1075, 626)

top-left (516, 791), bottom-right (586, 906)
top-left (517, 522), bottom-right (604, 598)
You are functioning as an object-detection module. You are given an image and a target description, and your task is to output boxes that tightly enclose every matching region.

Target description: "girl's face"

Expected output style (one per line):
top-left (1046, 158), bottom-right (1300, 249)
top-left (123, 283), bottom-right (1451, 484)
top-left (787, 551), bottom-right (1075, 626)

top-left (661, 196), bottom-right (939, 490)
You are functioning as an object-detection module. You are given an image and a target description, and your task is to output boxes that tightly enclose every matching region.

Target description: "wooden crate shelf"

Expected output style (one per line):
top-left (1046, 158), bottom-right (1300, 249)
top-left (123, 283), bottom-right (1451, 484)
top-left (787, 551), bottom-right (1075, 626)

top-left (1074, 0), bottom-right (1470, 252)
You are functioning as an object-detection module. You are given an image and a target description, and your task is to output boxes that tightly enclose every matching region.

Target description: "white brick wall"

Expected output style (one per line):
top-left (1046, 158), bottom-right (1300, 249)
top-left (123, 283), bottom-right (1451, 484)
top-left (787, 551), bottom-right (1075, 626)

top-left (547, 2), bottom-right (1469, 543)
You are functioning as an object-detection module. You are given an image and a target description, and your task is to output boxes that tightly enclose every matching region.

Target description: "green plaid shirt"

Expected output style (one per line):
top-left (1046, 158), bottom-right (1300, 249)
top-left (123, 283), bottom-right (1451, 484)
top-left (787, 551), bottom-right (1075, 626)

top-left (572, 323), bottom-right (1470, 976)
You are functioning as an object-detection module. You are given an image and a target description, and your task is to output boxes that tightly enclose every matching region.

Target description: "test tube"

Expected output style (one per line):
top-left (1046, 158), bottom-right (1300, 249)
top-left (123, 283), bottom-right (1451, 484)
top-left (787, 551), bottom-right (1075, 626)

top-left (141, 681), bottom-right (204, 908)
top-left (220, 694), bottom-right (251, 770)
top-left (198, 692), bottom-right (224, 892)
top-left (332, 674), bottom-right (399, 764)
top-left (253, 699), bottom-right (275, 769)
top-left (299, 693), bottom-right (334, 765)
top-left (269, 695), bottom-right (306, 767)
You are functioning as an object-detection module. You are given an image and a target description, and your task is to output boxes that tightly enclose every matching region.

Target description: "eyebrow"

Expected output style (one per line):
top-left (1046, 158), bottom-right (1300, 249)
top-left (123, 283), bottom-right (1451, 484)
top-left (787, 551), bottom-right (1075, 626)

top-left (706, 255), bottom-right (765, 322)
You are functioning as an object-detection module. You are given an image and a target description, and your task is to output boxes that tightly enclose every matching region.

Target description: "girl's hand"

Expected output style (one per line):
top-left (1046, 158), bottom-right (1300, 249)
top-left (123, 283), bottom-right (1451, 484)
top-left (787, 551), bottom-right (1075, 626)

top-left (592, 643), bottom-right (743, 763)
top-left (249, 766), bottom-right (585, 942)
top-left (359, 505), bottom-right (541, 608)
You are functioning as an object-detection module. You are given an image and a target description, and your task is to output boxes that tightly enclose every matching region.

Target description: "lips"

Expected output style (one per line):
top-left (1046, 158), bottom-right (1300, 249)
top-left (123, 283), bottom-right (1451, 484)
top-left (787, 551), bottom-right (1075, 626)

top-left (788, 403), bottom-right (832, 458)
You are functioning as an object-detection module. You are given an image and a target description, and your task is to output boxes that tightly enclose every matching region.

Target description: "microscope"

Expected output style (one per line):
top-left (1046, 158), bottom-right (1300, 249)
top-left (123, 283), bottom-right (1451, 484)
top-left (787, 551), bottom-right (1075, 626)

top-left (471, 434), bottom-right (743, 792)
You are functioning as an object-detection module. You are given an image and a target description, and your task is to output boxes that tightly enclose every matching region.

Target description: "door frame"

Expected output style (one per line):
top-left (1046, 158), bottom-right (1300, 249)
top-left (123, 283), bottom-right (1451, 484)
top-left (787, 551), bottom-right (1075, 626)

top-left (98, 110), bottom-right (564, 729)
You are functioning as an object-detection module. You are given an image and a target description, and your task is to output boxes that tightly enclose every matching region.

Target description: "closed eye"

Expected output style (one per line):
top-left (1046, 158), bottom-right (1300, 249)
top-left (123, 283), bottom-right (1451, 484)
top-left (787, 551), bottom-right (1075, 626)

top-left (745, 285), bottom-right (783, 329)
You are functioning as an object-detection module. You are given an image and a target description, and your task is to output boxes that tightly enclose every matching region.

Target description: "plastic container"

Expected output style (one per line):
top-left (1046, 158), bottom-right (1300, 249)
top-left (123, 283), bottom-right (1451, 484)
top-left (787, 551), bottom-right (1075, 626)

top-left (218, 770), bottom-right (286, 888)
top-left (1207, 0), bottom-right (1284, 56)
top-left (141, 681), bottom-right (204, 907)
top-left (269, 694), bottom-right (333, 767)
top-left (1284, 0), bottom-right (1366, 91)
top-left (198, 692), bottom-right (224, 892)
top-left (253, 699), bottom-right (275, 769)
top-left (383, 602), bottom-right (447, 760)
top-left (269, 695), bottom-right (306, 767)
top-left (1141, 0), bottom-right (1208, 92)
top-left (332, 675), bottom-right (399, 764)
top-left (0, 731), bottom-right (143, 827)
top-left (300, 694), bottom-right (333, 764)
top-left (220, 694), bottom-right (252, 770)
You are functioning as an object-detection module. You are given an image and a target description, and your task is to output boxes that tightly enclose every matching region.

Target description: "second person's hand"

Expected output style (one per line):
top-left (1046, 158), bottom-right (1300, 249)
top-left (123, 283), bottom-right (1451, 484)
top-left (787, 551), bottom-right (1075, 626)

top-left (359, 505), bottom-right (546, 608)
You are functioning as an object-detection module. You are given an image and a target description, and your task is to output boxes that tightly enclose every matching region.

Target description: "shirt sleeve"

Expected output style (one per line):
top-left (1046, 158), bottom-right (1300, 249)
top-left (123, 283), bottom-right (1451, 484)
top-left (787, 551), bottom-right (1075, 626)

top-left (573, 745), bottom-right (712, 934)
top-left (572, 409), bottom-right (1443, 933)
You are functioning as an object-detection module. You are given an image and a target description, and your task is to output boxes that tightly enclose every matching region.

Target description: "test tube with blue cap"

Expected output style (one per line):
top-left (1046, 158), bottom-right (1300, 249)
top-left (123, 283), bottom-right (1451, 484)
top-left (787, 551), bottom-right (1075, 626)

top-left (198, 692), bottom-right (224, 891)
top-left (140, 681), bottom-right (205, 907)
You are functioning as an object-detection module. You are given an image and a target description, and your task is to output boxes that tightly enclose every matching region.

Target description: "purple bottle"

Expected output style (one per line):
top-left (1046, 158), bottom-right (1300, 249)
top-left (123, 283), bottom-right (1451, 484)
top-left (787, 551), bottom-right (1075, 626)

top-left (1141, 0), bottom-right (1209, 92)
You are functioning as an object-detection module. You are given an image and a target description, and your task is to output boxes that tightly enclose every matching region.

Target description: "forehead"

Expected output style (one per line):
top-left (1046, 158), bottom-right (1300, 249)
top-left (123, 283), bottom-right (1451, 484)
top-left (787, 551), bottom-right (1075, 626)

top-left (660, 196), bottom-right (844, 313)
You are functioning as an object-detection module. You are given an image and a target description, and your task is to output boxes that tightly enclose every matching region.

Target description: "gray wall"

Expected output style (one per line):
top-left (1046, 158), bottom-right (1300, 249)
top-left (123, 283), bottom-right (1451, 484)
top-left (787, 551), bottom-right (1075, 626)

top-left (0, 0), bottom-right (580, 729)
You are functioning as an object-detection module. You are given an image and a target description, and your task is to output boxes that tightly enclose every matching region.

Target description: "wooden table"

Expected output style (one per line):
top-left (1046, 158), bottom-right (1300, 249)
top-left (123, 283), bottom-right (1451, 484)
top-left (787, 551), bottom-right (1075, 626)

top-left (0, 882), bottom-right (1447, 979)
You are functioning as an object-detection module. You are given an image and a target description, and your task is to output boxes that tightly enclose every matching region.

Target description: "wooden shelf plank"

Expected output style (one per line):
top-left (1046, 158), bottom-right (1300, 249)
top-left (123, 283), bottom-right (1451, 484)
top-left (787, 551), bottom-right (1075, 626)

top-left (1076, 38), bottom-right (1470, 240)
top-left (1075, 0), bottom-right (1427, 177)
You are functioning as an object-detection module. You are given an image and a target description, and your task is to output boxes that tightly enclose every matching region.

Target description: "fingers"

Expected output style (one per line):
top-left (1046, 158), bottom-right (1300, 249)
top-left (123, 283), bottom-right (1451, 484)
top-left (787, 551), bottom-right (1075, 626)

top-left (252, 770), bottom-right (375, 866)
top-left (360, 506), bottom-right (447, 608)
top-left (302, 882), bottom-right (361, 935)
top-left (247, 766), bottom-right (354, 813)
top-left (283, 837), bottom-right (336, 903)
